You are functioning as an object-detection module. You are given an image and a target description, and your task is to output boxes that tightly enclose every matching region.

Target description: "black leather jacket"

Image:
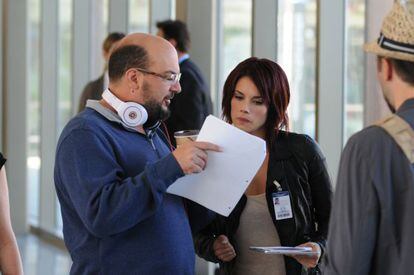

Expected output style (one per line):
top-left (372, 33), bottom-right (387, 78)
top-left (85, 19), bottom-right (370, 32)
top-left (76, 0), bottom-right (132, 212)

top-left (194, 131), bottom-right (333, 275)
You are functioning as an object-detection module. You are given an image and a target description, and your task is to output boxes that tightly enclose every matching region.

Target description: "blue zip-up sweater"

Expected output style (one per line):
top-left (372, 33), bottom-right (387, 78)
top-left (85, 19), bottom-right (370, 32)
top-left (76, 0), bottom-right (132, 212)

top-left (54, 106), bottom-right (203, 274)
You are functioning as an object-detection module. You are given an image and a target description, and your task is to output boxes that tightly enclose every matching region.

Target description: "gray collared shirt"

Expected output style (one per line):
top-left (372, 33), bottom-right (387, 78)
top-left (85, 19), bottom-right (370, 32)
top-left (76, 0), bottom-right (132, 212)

top-left (324, 98), bottom-right (414, 275)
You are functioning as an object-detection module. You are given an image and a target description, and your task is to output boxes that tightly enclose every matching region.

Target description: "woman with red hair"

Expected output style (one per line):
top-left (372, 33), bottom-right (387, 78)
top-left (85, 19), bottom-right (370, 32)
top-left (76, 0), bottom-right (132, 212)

top-left (194, 57), bottom-right (332, 275)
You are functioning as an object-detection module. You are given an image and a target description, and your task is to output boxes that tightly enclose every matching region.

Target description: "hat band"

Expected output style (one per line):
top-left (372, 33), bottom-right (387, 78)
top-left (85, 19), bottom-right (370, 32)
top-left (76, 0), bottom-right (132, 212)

top-left (377, 33), bottom-right (414, 55)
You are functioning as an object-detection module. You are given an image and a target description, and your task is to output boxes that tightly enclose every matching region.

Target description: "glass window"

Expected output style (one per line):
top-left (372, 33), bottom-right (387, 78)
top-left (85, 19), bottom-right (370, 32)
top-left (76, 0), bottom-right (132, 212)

top-left (91, 0), bottom-right (109, 80)
top-left (58, 0), bottom-right (73, 134)
top-left (344, 0), bottom-right (365, 142)
top-left (27, 0), bottom-right (41, 226)
top-left (221, 0), bottom-right (252, 91)
top-left (277, 0), bottom-right (317, 138)
top-left (57, 0), bottom-right (73, 231)
top-left (128, 0), bottom-right (149, 33)
top-left (170, 0), bottom-right (176, 19)
top-left (56, 201), bottom-right (63, 233)
top-left (103, 0), bottom-right (109, 32)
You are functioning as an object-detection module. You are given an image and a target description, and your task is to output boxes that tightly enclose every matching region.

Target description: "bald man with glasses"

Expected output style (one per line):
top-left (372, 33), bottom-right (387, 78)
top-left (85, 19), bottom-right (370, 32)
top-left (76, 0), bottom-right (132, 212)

top-left (54, 33), bottom-right (220, 274)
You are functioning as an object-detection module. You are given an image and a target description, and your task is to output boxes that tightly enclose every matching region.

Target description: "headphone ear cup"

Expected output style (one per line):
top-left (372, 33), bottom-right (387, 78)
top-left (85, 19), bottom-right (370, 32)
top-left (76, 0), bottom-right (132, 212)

top-left (118, 102), bottom-right (148, 127)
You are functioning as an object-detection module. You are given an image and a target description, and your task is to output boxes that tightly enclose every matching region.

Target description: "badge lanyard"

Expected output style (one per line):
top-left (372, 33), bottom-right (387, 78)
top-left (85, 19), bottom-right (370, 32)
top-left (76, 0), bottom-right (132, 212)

top-left (272, 180), bottom-right (293, 220)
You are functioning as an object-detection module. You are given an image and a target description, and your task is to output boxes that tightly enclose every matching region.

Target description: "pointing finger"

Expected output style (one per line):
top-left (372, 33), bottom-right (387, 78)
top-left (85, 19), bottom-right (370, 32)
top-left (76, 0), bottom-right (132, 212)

top-left (193, 141), bottom-right (222, 152)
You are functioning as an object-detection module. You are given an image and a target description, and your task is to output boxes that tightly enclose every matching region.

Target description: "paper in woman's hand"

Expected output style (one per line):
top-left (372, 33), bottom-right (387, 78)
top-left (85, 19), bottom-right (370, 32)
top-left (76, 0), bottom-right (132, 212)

top-left (249, 246), bottom-right (319, 256)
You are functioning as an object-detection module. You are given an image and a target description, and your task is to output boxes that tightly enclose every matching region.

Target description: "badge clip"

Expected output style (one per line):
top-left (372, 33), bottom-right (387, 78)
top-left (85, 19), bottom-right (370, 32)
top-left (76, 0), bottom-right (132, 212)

top-left (273, 180), bottom-right (282, 192)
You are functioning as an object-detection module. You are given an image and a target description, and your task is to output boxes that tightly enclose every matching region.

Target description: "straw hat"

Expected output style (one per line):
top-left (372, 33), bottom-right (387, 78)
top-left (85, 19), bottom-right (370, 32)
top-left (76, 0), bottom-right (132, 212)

top-left (364, 1), bottom-right (414, 62)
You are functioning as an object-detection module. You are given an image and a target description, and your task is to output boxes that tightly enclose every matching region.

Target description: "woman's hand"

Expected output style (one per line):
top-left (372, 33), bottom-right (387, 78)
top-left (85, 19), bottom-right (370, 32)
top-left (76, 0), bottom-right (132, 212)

top-left (213, 235), bottom-right (236, 262)
top-left (291, 242), bottom-right (321, 268)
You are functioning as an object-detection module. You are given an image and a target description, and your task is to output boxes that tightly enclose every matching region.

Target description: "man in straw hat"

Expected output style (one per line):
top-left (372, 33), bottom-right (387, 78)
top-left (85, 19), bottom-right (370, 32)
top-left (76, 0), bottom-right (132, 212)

top-left (324, 1), bottom-right (414, 274)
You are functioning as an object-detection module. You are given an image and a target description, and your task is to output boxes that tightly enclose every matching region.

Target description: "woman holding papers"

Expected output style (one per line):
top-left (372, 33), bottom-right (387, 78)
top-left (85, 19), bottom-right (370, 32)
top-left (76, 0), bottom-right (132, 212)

top-left (194, 57), bottom-right (332, 275)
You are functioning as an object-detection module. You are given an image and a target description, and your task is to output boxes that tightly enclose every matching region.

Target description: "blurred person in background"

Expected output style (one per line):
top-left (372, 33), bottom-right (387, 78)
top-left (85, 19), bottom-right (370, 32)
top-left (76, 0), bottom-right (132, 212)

top-left (78, 32), bottom-right (125, 112)
top-left (157, 19), bottom-right (212, 145)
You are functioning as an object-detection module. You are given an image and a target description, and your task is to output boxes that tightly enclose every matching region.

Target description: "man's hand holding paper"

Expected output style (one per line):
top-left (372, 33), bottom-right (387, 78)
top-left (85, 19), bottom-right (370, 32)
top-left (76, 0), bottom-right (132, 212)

top-left (167, 115), bottom-right (267, 217)
top-left (172, 141), bottom-right (222, 174)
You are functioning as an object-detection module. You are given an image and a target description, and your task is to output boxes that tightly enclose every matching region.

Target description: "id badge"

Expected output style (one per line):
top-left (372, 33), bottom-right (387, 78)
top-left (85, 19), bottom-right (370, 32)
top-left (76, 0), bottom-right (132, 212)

top-left (272, 191), bottom-right (293, 220)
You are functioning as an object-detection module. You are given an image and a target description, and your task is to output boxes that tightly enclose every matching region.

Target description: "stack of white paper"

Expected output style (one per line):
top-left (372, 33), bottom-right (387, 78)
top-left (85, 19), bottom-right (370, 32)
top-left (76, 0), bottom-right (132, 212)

top-left (167, 115), bottom-right (267, 217)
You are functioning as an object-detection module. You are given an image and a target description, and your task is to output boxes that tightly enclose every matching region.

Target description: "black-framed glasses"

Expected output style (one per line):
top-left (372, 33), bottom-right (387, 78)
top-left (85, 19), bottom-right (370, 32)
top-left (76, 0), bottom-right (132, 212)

top-left (134, 68), bottom-right (181, 84)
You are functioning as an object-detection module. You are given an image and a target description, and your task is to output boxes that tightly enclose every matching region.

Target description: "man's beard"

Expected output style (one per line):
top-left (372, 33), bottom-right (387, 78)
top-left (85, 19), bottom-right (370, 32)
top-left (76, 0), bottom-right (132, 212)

top-left (142, 82), bottom-right (171, 128)
top-left (142, 99), bottom-right (170, 127)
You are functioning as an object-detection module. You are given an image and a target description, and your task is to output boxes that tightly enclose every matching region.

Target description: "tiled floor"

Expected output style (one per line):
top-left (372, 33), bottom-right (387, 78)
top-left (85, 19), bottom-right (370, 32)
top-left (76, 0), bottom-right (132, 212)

top-left (16, 234), bottom-right (217, 275)
top-left (17, 234), bottom-right (71, 275)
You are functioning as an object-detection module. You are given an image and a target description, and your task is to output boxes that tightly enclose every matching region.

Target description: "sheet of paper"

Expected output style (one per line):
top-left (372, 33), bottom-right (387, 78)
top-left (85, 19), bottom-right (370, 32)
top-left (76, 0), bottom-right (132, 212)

top-left (249, 246), bottom-right (318, 256)
top-left (166, 115), bottom-right (266, 217)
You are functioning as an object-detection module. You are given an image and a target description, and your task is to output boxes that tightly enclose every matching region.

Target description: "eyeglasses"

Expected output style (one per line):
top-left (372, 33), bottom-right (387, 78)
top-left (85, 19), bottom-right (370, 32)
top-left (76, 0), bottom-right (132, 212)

top-left (134, 68), bottom-right (181, 84)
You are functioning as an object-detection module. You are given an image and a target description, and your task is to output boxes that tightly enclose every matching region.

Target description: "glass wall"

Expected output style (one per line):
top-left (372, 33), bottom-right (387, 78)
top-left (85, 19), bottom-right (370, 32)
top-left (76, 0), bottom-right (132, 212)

top-left (5, 0), bottom-right (374, 242)
top-left (57, 0), bottom-right (74, 231)
top-left (277, 0), bottom-right (317, 138)
top-left (221, 0), bottom-right (252, 99)
top-left (170, 0), bottom-right (176, 19)
top-left (58, 0), bottom-right (73, 134)
top-left (128, 0), bottom-right (150, 33)
top-left (103, 0), bottom-right (109, 32)
top-left (27, 0), bottom-right (41, 225)
top-left (90, 0), bottom-right (109, 80)
top-left (344, 0), bottom-right (365, 141)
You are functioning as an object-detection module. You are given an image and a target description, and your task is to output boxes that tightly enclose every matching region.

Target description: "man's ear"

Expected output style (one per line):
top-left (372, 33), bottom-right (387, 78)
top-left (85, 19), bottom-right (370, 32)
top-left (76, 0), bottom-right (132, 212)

top-left (377, 58), bottom-right (393, 82)
top-left (125, 68), bottom-right (144, 92)
top-left (383, 58), bottom-right (393, 81)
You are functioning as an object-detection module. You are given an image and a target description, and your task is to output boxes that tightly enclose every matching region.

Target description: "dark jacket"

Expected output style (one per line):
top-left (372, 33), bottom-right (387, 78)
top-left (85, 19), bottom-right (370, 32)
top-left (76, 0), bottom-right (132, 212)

top-left (194, 131), bottom-right (333, 275)
top-left (165, 58), bottom-right (212, 145)
top-left (0, 152), bottom-right (5, 170)
top-left (78, 75), bottom-right (104, 112)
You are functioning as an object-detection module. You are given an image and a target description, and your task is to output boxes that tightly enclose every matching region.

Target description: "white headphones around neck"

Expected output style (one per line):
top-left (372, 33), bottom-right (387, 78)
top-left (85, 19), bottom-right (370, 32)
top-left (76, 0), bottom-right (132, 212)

top-left (102, 89), bottom-right (148, 127)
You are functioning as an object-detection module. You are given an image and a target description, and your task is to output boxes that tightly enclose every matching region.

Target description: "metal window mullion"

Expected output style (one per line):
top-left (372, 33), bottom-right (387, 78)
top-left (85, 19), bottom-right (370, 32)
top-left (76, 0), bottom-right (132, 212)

top-left (39, 0), bottom-right (59, 232)
top-left (108, 0), bottom-right (128, 33)
top-left (213, 0), bottom-right (222, 116)
top-left (187, 0), bottom-right (219, 116)
top-left (5, 0), bottom-right (29, 234)
top-left (317, 0), bottom-right (346, 184)
top-left (150, 0), bottom-right (173, 34)
top-left (252, 0), bottom-right (277, 61)
top-left (90, 0), bottom-right (107, 80)
top-left (73, 0), bottom-right (92, 114)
